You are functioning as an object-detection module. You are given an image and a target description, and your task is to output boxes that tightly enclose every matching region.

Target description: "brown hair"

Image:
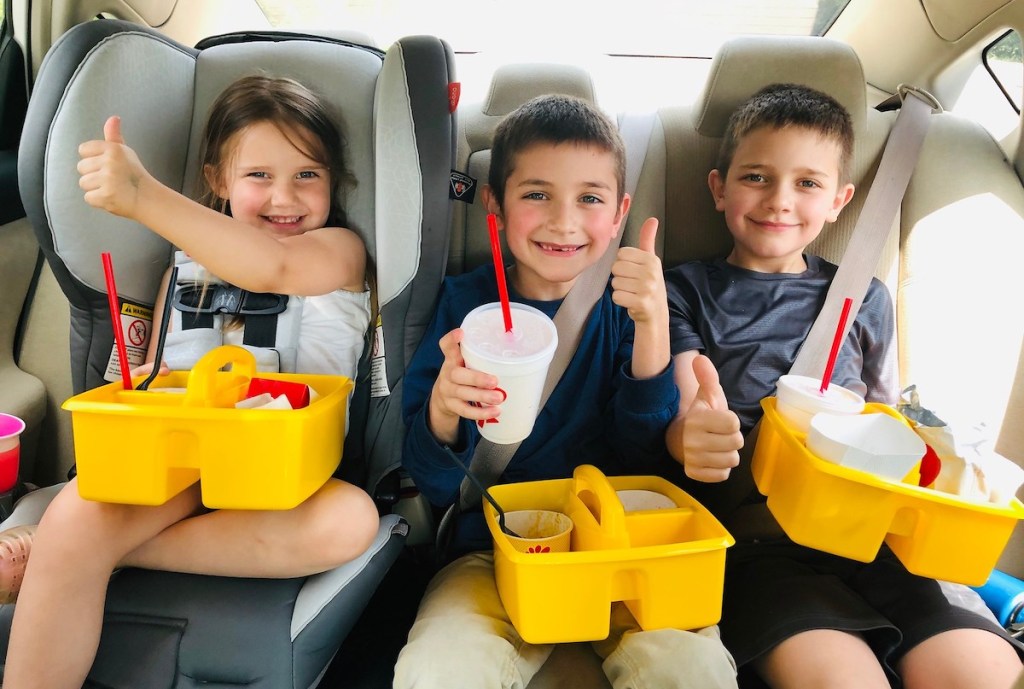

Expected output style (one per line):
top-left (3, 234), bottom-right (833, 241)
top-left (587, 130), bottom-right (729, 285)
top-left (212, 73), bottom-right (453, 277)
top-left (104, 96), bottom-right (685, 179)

top-left (488, 94), bottom-right (626, 208)
top-left (197, 74), bottom-right (355, 227)
top-left (717, 83), bottom-right (854, 183)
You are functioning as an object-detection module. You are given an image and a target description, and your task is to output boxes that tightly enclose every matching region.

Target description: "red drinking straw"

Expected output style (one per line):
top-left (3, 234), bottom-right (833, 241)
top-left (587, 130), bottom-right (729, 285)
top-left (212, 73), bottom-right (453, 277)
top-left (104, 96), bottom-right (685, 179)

top-left (820, 297), bottom-right (854, 394)
top-left (101, 252), bottom-right (133, 390)
top-left (487, 213), bottom-right (513, 332)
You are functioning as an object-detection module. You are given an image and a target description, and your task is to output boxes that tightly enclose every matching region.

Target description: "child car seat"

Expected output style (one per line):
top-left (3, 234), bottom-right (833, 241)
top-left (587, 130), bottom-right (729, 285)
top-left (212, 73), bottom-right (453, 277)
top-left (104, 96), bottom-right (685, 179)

top-left (4, 19), bottom-right (455, 688)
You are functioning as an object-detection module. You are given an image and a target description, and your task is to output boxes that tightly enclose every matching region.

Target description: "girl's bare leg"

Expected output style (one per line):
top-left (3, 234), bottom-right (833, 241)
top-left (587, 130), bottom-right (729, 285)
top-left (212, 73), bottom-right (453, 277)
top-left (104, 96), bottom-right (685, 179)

top-left (3, 477), bottom-right (376, 689)
top-left (3, 480), bottom-right (204, 689)
top-left (123, 478), bottom-right (379, 577)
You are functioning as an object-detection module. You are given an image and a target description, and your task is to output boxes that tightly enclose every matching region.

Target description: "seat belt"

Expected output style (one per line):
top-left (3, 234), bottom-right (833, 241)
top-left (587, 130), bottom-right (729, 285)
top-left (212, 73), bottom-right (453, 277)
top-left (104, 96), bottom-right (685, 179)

top-left (444, 112), bottom-right (658, 530)
top-left (790, 86), bottom-right (939, 377)
top-left (720, 86), bottom-right (941, 531)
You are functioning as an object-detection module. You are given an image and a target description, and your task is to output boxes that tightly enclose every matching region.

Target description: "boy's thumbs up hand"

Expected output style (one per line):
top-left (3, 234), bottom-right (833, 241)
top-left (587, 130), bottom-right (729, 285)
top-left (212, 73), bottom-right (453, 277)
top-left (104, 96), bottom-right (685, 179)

top-left (78, 115), bottom-right (149, 219)
top-left (677, 354), bottom-right (743, 483)
top-left (612, 217), bottom-right (666, 324)
top-left (637, 216), bottom-right (659, 254)
top-left (690, 353), bottom-right (730, 412)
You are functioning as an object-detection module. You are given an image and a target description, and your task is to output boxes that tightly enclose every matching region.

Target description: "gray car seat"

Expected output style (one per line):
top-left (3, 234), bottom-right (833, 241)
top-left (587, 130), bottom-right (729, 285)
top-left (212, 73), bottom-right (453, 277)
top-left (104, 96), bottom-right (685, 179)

top-left (3, 19), bottom-right (455, 688)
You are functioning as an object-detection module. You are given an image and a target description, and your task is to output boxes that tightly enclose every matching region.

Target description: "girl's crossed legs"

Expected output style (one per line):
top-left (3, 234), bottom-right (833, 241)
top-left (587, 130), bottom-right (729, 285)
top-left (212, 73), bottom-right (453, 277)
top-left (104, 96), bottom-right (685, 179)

top-left (2, 477), bottom-right (378, 689)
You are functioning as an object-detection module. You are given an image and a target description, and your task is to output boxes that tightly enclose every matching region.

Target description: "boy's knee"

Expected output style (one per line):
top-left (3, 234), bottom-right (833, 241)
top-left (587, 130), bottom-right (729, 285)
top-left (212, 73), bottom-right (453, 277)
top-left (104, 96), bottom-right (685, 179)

top-left (396, 613), bottom-right (551, 689)
top-left (604, 626), bottom-right (738, 689)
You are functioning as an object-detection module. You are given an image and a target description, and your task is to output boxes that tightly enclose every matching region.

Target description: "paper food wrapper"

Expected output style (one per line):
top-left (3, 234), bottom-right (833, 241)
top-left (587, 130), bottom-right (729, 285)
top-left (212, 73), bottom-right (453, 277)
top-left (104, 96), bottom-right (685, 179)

top-left (235, 393), bottom-right (294, 410)
top-left (915, 424), bottom-right (1024, 506)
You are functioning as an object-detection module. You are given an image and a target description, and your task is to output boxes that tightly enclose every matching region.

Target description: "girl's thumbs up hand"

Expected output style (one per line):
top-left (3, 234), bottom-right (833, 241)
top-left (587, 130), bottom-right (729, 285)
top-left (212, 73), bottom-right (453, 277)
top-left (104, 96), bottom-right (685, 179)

top-left (78, 115), bottom-right (150, 219)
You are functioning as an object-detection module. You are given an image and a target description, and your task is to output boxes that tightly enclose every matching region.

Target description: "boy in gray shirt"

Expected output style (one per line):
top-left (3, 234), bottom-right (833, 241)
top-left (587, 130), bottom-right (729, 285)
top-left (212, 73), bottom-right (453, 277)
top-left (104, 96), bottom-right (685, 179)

top-left (665, 83), bottom-right (1022, 689)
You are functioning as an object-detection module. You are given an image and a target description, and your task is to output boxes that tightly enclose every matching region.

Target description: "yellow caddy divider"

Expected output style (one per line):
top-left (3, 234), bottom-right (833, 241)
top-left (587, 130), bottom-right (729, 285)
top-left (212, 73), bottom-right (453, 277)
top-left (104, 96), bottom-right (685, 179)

top-left (485, 465), bottom-right (734, 644)
top-left (752, 397), bottom-right (1024, 586)
top-left (63, 345), bottom-right (353, 510)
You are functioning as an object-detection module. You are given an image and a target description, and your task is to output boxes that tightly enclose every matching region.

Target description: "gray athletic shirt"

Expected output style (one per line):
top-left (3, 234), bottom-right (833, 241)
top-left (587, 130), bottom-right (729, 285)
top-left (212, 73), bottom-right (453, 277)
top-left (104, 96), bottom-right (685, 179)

top-left (666, 254), bottom-right (898, 436)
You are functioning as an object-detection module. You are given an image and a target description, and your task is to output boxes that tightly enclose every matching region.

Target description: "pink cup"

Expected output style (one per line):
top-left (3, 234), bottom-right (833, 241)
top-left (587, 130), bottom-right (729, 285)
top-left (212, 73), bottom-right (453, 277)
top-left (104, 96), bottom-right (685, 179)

top-left (0, 413), bottom-right (25, 493)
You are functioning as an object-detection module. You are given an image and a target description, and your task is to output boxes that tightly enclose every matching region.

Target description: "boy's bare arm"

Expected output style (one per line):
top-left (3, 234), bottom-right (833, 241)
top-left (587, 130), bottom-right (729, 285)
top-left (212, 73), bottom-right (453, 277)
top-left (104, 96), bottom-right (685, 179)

top-left (666, 352), bottom-right (744, 483)
top-left (427, 328), bottom-right (504, 446)
top-left (612, 218), bottom-right (670, 379)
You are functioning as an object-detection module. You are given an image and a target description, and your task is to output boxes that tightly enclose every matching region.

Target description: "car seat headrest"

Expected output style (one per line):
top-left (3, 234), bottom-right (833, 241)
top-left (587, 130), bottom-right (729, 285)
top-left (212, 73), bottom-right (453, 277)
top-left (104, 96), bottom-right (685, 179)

top-left (694, 35), bottom-right (867, 139)
top-left (482, 62), bottom-right (597, 118)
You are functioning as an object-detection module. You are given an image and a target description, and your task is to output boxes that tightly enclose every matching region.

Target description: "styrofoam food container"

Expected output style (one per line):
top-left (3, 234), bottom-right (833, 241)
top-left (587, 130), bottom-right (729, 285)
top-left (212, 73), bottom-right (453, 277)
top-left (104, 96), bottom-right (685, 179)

top-left (807, 412), bottom-right (925, 480)
top-left (776, 374), bottom-right (865, 435)
top-left (616, 489), bottom-right (677, 511)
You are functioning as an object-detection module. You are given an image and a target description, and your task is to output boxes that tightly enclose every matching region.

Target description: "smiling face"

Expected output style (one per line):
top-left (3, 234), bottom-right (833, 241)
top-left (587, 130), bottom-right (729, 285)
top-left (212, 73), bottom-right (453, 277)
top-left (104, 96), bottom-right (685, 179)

top-left (484, 142), bottom-right (628, 300)
top-left (208, 120), bottom-right (332, 237)
top-left (709, 124), bottom-right (855, 273)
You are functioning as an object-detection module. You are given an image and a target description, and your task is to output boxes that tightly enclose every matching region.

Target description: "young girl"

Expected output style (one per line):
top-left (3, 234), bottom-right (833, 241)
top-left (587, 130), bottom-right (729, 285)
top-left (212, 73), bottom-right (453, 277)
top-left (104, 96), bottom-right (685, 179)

top-left (0, 75), bottom-right (380, 688)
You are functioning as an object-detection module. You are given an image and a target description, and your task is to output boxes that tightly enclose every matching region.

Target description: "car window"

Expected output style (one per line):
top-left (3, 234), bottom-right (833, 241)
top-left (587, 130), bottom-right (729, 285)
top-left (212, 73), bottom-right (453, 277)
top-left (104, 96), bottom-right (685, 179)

top-left (985, 30), bottom-right (1022, 113)
top-left (255, 0), bottom-right (851, 56)
top-left (952, 29), bottom-right (1022, 143)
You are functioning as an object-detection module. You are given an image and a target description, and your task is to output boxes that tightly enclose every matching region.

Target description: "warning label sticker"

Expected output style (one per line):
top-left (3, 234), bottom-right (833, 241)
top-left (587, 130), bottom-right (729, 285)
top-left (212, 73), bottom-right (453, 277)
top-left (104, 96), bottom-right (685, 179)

top-left (370, 316), bottom-right (390, 398)
top-left (104, 300), bottom-right (154, 383)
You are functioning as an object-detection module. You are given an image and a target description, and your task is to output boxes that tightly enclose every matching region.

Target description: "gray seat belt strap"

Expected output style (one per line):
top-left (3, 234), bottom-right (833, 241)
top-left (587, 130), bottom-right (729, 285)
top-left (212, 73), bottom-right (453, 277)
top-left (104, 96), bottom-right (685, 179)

top-left (455, 111), bottom-right (658, 511)
top-left (790, 86), bottom-right (939, 378)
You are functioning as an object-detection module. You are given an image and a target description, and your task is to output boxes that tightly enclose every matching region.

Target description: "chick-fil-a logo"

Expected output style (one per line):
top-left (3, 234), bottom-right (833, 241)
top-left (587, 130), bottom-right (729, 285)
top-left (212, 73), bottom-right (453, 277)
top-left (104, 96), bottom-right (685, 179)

top-left (473, 387), bottom-right (507, 428)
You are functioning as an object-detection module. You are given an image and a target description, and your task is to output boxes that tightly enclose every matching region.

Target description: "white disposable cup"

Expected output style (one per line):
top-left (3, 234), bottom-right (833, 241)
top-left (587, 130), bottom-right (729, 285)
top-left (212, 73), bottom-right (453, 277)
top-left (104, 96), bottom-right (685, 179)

top-left (460, 302), bottom-right (558, 444)
top-left (775, 374), bottom-right (865, 435)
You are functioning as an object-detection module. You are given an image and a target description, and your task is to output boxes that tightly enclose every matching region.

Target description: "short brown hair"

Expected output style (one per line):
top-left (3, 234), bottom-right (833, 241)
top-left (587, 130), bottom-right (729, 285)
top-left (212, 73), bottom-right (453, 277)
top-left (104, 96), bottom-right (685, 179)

top-left (488, 94), bottom-right (625, 208)
top-left (717, 83), bottom-right (854, 183)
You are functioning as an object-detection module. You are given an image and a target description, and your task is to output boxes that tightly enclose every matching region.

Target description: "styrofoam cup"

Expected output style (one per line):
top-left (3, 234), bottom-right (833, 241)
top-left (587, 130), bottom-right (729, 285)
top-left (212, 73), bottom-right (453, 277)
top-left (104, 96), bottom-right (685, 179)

top-left (502, 510), bottom-right (573, 554)
top-left (460, 303), bottom-right (558, 444)
top-left (807, 412), bottom-right (926, 480)
top-left (775, 374), bottom-right (865, 435)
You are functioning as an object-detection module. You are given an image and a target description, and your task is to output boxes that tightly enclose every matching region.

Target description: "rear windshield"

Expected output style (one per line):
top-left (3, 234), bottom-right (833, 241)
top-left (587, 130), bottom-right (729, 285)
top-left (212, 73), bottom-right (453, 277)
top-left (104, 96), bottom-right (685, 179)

top-left (256, 0), bottom-right (851, 56)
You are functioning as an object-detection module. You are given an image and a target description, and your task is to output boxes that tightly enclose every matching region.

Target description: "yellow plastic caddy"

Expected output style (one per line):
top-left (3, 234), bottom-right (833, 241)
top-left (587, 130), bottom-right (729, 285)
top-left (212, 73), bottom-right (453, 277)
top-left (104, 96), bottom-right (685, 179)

top-left (752, 397), bottom-right (1024, 586)
top-left (63, 345), bottom-right (353, 510)
top-left (485, 464), bottom-right (734, 644)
